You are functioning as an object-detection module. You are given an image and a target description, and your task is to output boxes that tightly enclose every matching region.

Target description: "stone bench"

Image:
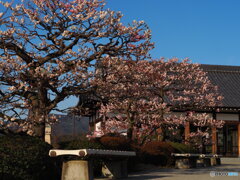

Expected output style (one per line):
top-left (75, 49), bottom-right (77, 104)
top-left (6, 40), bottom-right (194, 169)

top-left (172, 153), bottom-right (221, 169)
top-left (196, 154), bottom-right (221, 167)
top-left (49, 149), bottom-right (136, 180)
top-left (172, 153), bottom-right (199, 168)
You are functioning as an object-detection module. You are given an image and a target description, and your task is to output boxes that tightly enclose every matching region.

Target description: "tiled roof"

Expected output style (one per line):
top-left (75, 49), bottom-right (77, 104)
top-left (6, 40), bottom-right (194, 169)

top-left (201, 64), bottom-right (240, 108)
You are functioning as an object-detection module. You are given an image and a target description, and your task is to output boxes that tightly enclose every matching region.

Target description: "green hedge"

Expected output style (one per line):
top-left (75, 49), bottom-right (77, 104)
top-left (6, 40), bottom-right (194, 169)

top-left (0, 135), bottom-right (60, 180)
top-left (59, 137), bottom-right (103, 150)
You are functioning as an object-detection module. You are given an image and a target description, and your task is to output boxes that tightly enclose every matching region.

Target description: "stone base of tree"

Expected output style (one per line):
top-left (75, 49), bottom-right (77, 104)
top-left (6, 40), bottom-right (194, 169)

top-left (61, 160), bottom-right (93, 180)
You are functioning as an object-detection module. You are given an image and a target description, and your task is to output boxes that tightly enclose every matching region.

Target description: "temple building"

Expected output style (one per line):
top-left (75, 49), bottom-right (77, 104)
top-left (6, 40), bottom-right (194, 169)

top-left (89, 64), bottom-right (240, 157)
top-left (183, 64), bottom-right (240, 157)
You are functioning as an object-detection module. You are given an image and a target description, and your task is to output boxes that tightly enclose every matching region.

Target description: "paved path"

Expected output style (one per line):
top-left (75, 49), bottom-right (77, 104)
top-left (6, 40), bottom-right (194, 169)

top-left (96, 161), bottom-right (240, 180)
top-left (125, 162), bottom-right (240, 180)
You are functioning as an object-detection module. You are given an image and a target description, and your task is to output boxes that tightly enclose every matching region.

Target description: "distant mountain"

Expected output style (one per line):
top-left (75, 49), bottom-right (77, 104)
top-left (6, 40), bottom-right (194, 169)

top-left (51, 114), bottom-right (90, 138)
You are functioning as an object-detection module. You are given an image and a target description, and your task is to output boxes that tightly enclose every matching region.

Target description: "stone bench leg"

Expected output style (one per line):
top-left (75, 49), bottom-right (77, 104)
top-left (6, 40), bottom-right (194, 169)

top-left (197, 158), bottom-right (211, 167)
top-left (203, 158), bottom-right (211, 167)
top-left (216, 158), bottom-right (221, 165)
top-left (197, 159), bottom-right (204, 167)
top-left (211, 157), bottom-right (217, 166)
top-left (61, 160), bottom-right (93, 180)
top-left (102, 160), bottom-right (128, 179)
top-left (210, 157), bottom-right (221, 166)
top-left (175, 158), bottom-right (196, 169)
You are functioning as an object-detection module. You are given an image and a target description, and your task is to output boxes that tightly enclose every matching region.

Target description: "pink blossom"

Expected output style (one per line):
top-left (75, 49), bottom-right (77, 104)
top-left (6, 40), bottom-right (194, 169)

top-left (127, 43), bottom-right (136, 48)
top-left (0, 0), bottom-right (153, 138)
top-left (91, 58), bottom-right (224, 144)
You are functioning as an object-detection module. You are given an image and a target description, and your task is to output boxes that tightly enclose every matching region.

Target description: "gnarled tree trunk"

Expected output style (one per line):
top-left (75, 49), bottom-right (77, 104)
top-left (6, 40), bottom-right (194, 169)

top-left (27, 91), bottom-right (49, 139)
top-left (28, 108), bottom-right (47, 139)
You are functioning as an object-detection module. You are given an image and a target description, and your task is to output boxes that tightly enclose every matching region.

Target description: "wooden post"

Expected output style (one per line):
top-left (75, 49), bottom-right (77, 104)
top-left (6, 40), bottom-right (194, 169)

top-left (212, 127), bottom-right (217, 154)
top-left (184, 121), bottom-right (190, 144)
top-left (238, 123), bottom-right (240, 157)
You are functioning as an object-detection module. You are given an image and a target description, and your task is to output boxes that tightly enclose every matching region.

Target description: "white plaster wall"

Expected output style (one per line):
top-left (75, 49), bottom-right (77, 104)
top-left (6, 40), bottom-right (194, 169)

top-left (164, 112), bottom-right (186, 118)
top-left (216, 113), bottom-right (239, 121)
top-left (45, 124), bottom-right (51, 144)
top-left (170, 112), bottom-right (240, 121)
top-left (194, 113), bottom-right (213, 118)
top-left (95, 122), bottom-right (102, 132)
top-left (166, 112), bottom-right (213, 118)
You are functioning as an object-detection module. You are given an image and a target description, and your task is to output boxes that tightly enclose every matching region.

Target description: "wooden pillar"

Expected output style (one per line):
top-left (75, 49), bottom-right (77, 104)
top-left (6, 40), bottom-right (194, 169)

top-left (157, 127), bottom-right (162, 141)
top-left (238, 123), bottom-right (240, 157)
top-left (212, 112), bottom-right (217, 154)
top-left (212, 127), bottom-right (217, 154)
top-left (184, 121), bottom-right (190, 144)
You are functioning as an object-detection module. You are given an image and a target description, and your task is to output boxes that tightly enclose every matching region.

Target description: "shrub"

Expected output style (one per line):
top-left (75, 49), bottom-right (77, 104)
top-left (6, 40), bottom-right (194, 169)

top-left (140, 141), bottom-right (175, 166)
top-left (99, 136), bottom-right (131, 151)
top-left (169, 142), bottom-right (196, 153)
top-left (59, 137), bottom-right (103, 150)
top-left (0, 135), bottom-right (60, 180)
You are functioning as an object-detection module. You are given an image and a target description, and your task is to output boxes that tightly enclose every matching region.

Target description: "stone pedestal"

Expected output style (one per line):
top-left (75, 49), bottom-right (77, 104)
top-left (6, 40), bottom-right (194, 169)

top-left (175, 158), bottom-right (196, 169)
top-left (102, 160), bottom-right (128, 179)
top-left (61, 160), bottom-right (93, 180)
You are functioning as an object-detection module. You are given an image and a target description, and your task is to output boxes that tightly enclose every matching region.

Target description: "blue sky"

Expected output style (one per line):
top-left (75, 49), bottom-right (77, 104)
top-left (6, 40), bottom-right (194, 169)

top-left (57, 0), bottom-right (240, 112)
top-left (105, 0), bottom-right (240, 66)
top-left (2, 0), bottom-right (240, 113)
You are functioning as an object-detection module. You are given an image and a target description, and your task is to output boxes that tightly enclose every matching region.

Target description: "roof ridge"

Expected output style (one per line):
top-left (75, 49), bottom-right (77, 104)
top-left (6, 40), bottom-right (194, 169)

top-left (201, 64), bottom-right (240, 68)
top-left (206, 70), bottom-right (240, 73)
top-left (201, 64), bottom-right (240, 73)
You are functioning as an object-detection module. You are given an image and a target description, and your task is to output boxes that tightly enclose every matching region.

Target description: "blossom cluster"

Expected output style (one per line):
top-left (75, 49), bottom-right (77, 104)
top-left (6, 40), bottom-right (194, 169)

top-left (90, 57), bottom-right (224, 144)
top-left (0, 0), bottom-right (153, 136)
